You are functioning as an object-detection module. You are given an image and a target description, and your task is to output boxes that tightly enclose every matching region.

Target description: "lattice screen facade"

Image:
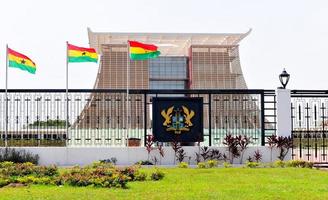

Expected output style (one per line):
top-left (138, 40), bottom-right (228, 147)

top-left (190, 45), bottom-right (247, 89)
top-left (76, 44), bottom-right (148, 129)
top-left (94, 44), bottom-right (149, 89)
top-left (76, 31), bottom-right (252, 131)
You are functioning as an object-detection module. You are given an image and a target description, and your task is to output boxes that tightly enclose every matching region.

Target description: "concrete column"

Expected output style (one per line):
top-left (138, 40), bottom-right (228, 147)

top-left (276, 89), bottom-right (291, 137)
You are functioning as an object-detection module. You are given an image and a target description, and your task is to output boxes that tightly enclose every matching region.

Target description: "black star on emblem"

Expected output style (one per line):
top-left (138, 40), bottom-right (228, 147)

top-left (21, 59), bottom-right (26, 64)
top-left (82, 52), bottom-right (86, 56)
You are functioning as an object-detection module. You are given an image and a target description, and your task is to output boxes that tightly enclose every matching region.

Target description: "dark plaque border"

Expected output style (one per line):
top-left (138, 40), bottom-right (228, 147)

top-left (152, 97), bottom-right (204, 142)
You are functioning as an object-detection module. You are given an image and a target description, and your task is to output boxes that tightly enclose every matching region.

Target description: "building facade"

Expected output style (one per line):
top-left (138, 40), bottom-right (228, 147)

top-left (73, 29), bottom-right (259, 144)
top-left (88, 28), bottom-right (250, 90)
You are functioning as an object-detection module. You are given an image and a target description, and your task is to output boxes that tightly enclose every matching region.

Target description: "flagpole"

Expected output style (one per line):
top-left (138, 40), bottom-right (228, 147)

top-left (5, 44), bottom-right (8, 147)
top-left (126, 41), bottom-right (130, 147)
top-left (66, 41), bottom-right (69, 144)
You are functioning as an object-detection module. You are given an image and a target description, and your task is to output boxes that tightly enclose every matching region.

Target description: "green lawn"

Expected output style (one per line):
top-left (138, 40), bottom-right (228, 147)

top-left (1, 167), bottom-right (328, 200)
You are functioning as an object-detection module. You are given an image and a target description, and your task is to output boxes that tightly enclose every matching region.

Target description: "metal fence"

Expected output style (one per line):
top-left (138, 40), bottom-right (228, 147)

top-left (0, 89), bottom-right (276, 147)
top-left (291, 90), bottom-right (328, 163)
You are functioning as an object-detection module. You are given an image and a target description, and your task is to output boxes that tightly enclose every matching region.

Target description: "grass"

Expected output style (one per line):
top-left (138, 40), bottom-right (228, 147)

top-left (1, 167), bottom-right (328, 200)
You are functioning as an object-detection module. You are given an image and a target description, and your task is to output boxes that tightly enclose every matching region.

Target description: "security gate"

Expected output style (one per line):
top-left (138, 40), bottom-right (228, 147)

top-left (291, 90), bottom-right (328, 163)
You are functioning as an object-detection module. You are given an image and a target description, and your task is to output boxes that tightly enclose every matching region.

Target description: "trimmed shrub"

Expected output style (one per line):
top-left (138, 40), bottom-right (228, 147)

top-left (120, 166), bottom-right (138, 180)
top-left (0, 162), bottom-right (162, 188)
top-left (35, 177), bottom-right (52, 185)
top-left (207, 160), bottom-right (218, 168)
top-left (274, 160), bottom-right (286, 168)
top-left (16, 176), bottom-right (33, 185)
top-left (114, 174), bottom-right (130, 188)
top-left (0, 162), bottom-right (59, 188)
top-left (151, 169), bottom-right (165, 181)
top-left (0, 161), bottom-right (15, 168)
top-left (57, 165), bottom-right (153, 188)
top-left (90, 161), bottom-right (115, 169)
top-left (305, 161), bottom-right (314, 168)
top-left (223, 162), bottom-right (232, 168)
top-left (178, 162), bottom-right (188, 168)
top-left (0, 162), bottom-right (35, 177)
top-left (245, 161), bottom-right (260, 168)
top-left (0, 178), bottom-right (9, 187)
top-left (62, 173), bottom-right (92, 187)
top-left (197, 162), bottom-right (206, 169)
top-left (286, 160), bottom-right (314, 168)
top-left (35, 165), bottom-right (58, 177)
top-left (61, 166), bottom-right (116, 187)
top-left (0, 162), bottom-right (59, 178)
top-left (134, 171), bottom-right (147, 181)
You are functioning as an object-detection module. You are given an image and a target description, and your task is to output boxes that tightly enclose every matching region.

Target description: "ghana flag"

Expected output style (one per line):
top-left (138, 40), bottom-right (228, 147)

top-left (68, 43), bottom-right (98, 63)
top-left (129, 41), bottom-right (160, 60)
top-left (8, 48), bottom-right (36, 74)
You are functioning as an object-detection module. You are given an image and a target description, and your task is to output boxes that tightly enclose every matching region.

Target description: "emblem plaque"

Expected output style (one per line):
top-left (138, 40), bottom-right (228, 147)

top-left (152, 97), bottom-right (203, 142)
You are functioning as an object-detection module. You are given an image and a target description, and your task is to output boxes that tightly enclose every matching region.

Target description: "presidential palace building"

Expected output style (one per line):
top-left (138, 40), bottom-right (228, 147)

top-left (72, 28), bottom-right (258, 141)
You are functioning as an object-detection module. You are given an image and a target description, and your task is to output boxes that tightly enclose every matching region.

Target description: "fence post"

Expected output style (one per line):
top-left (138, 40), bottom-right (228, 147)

top-left (261, 91), bottom-right (265, 146)
top-left (143, 93), bottom-right (147, 147)
top-left (208, 93), bottom-right (212, 146)
top-left (276, 88), bottom-right (292, 137)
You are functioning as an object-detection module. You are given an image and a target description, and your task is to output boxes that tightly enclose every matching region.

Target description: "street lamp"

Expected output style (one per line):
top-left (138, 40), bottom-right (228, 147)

top-left (279, 68), bottom-right (290, 89)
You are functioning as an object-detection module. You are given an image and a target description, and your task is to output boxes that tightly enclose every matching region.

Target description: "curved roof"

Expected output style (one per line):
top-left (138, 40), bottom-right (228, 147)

top-left (88, 28), bottom-right (251, 56)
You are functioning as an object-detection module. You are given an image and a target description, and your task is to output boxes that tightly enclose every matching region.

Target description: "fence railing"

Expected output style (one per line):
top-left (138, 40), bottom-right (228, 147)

top-left (291, 90), bottom-right (328, 162)
top-left (0, 89), bottom-right (275, 147)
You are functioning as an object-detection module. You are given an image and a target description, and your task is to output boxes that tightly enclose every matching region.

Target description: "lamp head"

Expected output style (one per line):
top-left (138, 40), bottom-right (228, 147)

top-left (279, 68), bottom-right (290, 89)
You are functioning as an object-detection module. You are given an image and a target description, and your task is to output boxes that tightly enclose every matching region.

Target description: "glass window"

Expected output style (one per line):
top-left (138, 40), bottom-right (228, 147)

top-left (150, 81), bottom-right (185, 90)
top-left (149, 56), bottom-right (187, 79)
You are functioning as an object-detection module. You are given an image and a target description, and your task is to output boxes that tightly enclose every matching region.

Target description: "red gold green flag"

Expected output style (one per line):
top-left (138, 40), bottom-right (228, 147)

top-left (68, 43), bottom-right (98, 63)
top-left (8, 48), bottom-right (36, 74)
top-left (128, 41), bottom-right (160, 60)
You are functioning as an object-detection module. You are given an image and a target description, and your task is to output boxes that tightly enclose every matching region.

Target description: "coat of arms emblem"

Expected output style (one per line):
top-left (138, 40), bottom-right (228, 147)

top-left (160, 105), bottom-right (195, 134)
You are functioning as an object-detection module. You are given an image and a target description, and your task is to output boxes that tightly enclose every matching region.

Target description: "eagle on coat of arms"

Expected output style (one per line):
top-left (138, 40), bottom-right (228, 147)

top-left (160, 105), bottom-right (195, 134)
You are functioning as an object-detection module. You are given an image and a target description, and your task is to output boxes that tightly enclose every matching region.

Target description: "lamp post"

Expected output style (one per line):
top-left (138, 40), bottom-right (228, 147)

top-left (276, 68), bottom-right (292, 139)
top-left (279, 68), bottom-right (290, 89)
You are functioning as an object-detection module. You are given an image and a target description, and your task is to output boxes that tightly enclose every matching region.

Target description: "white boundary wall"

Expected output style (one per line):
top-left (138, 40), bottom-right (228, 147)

top-left (5, 147), bottom-right (291, 166)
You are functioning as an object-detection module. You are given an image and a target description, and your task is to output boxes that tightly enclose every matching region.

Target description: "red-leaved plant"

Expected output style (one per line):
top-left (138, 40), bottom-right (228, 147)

top-left (157, 143), bottom-right (165, 165)
top-left (176, 148), bottom-right (187, 163)
top-left (223, 134), bottom-right (240, 164)
top-left (171, 141), bottom-right (181, 164)
top-left (276, 136), bottom-right (293, 161)
top-left (253, 149), bottom-right (262, 162)
top-left (267, 134), bottom-right (293, 161)
top-left (236, 135), bottom-right (251, 164)
top-left (223, 134), bottom-right (252, 164)
top-left (267, 134), bottom-right (277, 162)
top-left (145, 135), bottom-right (154, 161)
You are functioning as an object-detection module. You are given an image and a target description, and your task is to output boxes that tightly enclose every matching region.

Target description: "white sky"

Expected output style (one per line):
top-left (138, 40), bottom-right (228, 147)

top-left (0, 0), bottom-right (327, 90)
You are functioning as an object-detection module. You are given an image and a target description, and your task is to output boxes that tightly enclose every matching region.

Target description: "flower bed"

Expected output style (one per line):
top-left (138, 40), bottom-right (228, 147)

top-left (0, 161), bottom-right (164, 189)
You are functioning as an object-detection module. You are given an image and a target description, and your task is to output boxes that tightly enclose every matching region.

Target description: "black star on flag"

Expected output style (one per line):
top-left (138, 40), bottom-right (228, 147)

top-left (82, 52), bottom-right (86, 56)
top-left (21, 59), bottom-right (26, 64)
